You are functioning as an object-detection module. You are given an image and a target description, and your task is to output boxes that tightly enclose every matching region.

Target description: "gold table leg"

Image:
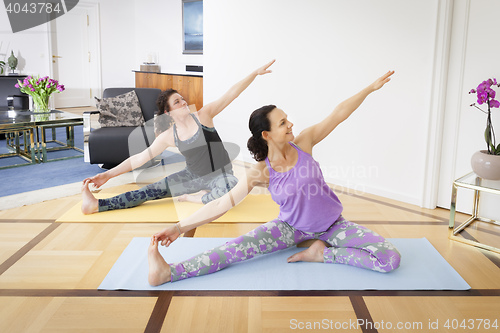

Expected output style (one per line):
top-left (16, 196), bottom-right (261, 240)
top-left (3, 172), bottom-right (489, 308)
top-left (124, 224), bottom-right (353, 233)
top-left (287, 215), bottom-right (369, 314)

top-left (449, 174), bottom-right (500, 254)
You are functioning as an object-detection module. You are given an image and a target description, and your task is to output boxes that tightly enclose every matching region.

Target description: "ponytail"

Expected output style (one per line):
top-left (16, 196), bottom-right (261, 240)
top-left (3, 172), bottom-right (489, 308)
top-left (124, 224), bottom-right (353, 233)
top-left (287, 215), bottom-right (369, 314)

top-left (247, 135), bottom-right (268, 162)
top-left (247, 105), bottom-right (276, 161)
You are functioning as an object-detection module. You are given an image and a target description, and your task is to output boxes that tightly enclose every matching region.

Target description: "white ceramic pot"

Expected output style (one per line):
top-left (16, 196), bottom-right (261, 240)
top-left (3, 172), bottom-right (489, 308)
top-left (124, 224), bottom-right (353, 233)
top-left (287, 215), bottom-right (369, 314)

top-left (471, 150), bottom-right (500, 180)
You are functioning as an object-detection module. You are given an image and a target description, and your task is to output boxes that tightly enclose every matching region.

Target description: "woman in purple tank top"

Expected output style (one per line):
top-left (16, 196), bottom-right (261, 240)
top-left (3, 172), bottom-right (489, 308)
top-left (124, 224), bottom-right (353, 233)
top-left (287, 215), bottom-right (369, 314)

top-left (148, 71), bottom-right (401, 286)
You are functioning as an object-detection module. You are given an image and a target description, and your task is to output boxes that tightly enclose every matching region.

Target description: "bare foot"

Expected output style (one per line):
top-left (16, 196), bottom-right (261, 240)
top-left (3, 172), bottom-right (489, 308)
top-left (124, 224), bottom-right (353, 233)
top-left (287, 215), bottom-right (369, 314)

top-left (148, 237), bottom-right (171, 286)
top-left (287, 239), bottom-right (326, 263)
top-left (177, 191), bottom-right (207, 204)
top-left (81, 180), bottom-right (99, 214)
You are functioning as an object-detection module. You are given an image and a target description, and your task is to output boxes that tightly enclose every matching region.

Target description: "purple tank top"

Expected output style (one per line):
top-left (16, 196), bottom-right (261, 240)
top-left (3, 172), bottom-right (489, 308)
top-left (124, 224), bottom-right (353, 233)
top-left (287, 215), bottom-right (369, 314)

top-left (265, 142), bottom-right (343, 232)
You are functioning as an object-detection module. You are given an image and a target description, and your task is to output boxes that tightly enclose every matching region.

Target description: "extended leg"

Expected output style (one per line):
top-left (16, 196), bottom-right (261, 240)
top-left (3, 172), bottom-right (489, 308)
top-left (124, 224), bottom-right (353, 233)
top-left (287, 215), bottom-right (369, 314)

top-left (97, 169), bottom-right (205, 212)
top-left (169, 220), bottom-right (296, 282)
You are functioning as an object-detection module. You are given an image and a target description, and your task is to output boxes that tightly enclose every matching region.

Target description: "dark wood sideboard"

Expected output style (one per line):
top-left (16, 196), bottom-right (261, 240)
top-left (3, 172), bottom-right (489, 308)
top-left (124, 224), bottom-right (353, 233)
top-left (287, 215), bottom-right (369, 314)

top-left (134, 71), bottom-right (203, 111)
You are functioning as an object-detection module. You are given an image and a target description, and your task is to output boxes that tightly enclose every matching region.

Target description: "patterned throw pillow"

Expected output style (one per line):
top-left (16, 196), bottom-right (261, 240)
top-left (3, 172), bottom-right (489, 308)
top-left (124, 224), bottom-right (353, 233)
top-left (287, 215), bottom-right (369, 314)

top-left (96, 90), bottom-right (145, 127)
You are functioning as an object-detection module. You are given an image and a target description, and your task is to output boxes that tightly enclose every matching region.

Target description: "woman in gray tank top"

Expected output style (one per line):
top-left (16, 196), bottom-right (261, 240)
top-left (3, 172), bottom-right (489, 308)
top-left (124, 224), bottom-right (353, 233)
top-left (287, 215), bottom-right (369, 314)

top-left (81, 60), bottom-right (275, 214)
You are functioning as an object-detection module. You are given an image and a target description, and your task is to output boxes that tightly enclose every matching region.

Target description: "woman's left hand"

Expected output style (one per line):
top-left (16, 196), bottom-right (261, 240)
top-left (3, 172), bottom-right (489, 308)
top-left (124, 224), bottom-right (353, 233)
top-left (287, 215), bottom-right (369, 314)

top-left (255, 59), bottom-right (276, 76)
top-left (371, 70), bottom-right (395, 91)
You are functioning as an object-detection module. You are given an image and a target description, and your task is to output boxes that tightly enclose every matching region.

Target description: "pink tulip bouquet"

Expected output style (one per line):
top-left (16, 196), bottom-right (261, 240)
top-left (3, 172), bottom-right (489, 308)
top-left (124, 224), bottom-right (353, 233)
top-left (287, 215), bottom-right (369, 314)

top-left (15, 75), bottom-right (65, 112)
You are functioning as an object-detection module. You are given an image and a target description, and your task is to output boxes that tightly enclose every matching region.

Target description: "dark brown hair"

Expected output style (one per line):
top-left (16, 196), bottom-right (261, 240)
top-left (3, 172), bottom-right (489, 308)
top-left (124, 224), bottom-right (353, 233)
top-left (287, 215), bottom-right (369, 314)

top-left (247, 105), bottom-right (276, 161)
top-left (156, 89), bottom-right (179, 116)
top-left (154, 89), bottom-right (179, 135)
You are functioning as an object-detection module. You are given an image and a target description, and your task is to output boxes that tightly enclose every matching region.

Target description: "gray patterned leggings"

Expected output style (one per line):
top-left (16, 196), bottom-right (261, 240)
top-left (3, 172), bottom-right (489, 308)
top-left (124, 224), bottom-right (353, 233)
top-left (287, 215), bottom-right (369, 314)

top-left (98, 168), bottom-right (238, 212)
top-left (170, 216), bottom-right (401, 282)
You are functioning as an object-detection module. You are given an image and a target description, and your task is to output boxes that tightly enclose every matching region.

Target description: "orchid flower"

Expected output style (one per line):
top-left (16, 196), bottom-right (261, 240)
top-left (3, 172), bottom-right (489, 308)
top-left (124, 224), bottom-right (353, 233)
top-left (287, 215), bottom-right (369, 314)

top-left (469, 78), bottom-right (500, 155)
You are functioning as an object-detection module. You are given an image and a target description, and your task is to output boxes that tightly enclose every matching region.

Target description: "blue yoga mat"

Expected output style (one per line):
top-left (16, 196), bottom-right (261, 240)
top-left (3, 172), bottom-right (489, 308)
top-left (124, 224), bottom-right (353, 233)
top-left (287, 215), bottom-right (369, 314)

top-left (98, 237), bottom-right (470, 291)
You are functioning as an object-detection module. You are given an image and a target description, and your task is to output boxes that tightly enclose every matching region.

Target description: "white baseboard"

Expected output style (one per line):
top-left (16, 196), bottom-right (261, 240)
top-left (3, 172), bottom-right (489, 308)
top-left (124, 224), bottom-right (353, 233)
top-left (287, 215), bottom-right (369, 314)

top-left (325, 177), bottom-right (423, 208)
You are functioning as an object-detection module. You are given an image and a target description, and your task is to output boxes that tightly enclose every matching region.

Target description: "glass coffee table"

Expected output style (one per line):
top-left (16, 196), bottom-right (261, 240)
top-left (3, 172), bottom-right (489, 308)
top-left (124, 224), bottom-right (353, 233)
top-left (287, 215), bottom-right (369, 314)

top-left (449, 171), bottom-right (500, 254)
top-left (0, 109), bottom-right (84, 168)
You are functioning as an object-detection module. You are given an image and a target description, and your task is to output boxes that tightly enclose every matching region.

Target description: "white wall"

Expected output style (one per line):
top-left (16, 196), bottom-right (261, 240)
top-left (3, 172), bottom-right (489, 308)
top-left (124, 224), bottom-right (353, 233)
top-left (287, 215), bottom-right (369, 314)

top-left (97, 0), bottom-right (136, 88)
top-left (0, 9), bottom-right (51, 76)
top-left (133, 0), bottom-right (203, 74)
top-left (204, 0), bottom-right (441, 207)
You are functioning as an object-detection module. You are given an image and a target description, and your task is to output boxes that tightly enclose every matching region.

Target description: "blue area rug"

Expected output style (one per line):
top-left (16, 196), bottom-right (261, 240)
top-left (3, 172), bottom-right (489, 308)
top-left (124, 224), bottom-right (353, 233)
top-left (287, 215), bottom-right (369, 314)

top-left (0, 126), bottom-right (185, 197)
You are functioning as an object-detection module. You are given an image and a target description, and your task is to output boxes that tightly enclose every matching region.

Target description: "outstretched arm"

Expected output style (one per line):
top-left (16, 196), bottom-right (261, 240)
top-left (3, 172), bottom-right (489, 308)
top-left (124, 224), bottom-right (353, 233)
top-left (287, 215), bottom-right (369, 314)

top-left (296, 71), bottom-right (394, 149)
top-left (198, 60), bottom-right (275, 120)
top-left (153, 163), bottom-right (266, 247)
top-left (83, 130), bottom-right (172, 188)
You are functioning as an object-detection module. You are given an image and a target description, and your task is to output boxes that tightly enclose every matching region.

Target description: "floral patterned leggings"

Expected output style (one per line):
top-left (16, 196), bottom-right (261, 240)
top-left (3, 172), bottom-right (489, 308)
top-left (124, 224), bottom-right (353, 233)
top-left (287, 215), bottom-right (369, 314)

top-left (170, 216), bottom-right (401, 282)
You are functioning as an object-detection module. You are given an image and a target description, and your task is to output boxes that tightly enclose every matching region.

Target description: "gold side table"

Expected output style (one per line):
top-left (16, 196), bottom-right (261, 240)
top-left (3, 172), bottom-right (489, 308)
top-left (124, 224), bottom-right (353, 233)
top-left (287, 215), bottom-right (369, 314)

top-left (38, 121), bottom-right (83, 162)
top-left (1, 126), bottom-right (39, 168)
top-left (449, 172), bottom-right (500, 254)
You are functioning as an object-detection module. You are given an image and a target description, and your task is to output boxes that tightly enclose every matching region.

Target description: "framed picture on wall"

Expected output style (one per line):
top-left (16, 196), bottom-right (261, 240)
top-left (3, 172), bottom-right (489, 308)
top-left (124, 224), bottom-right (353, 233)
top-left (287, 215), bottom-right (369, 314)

top-left (182, 0), bottom-right (203, 54)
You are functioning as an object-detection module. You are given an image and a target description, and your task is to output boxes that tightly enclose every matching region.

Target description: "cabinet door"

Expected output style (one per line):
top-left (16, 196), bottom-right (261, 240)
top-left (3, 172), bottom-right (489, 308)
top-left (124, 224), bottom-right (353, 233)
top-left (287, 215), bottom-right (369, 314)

top-left (157, 74), bottom-right (173, 91)
top-left (171, 75), bottom-right (191, 108)
top-left (135, 72), bottom-right (149, 88)
top-left (135, 72), bottom-right (157, 88)
top-left (186, 76), bottom-right (203, 111)
top-left (171, 75), bottom-right (185, 93)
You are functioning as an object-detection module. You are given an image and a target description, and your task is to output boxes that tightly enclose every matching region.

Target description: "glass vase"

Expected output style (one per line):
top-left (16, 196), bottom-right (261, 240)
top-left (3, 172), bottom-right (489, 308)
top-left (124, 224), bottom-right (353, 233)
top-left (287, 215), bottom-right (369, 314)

top-left (32, 95), bottom-right (50, 113)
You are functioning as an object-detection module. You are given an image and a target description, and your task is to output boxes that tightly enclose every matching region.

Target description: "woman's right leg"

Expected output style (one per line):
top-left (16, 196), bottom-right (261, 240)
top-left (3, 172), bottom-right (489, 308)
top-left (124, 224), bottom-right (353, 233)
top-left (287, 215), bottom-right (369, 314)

top-left (200, 170), bottom-right (239, 204)
top-left (98, 169), bottom-right (205, 212)
top-left (319, 216), bottom-right (401, 273)
top-left (167, 219), bottom-right (297, 282)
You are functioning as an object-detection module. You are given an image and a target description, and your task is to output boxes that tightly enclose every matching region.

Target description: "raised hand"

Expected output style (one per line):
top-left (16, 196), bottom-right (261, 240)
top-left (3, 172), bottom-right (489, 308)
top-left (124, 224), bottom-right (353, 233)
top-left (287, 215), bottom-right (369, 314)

top-left (255, 59), bottom-right (276, 76)
top-left (370, 70), bottom-right (395, 91)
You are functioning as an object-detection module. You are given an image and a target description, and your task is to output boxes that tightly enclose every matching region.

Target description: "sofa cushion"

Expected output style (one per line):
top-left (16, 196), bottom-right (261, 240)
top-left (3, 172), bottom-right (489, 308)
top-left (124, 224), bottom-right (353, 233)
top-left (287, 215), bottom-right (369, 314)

top-left (96, 90), bottom-right (145, 127)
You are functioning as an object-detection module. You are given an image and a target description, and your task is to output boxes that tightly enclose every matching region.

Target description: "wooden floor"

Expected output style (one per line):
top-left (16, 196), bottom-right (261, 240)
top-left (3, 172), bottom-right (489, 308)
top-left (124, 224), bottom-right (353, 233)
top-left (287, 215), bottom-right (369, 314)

top-left (1, 172), bottom-right (500, 332)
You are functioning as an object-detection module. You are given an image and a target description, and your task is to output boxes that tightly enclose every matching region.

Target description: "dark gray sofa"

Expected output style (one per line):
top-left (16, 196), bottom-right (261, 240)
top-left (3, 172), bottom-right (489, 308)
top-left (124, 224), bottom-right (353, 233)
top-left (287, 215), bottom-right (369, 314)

top-left (84, 88), bottom-right (161, 169)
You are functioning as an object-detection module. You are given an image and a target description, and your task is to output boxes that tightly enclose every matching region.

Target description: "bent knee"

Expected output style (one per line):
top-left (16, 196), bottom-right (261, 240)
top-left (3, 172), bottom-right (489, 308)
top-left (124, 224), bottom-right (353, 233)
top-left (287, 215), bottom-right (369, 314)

top-left (201, 175), bottom-right (239, 204)
top-left (380, 250), bottom-right (401, 273)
